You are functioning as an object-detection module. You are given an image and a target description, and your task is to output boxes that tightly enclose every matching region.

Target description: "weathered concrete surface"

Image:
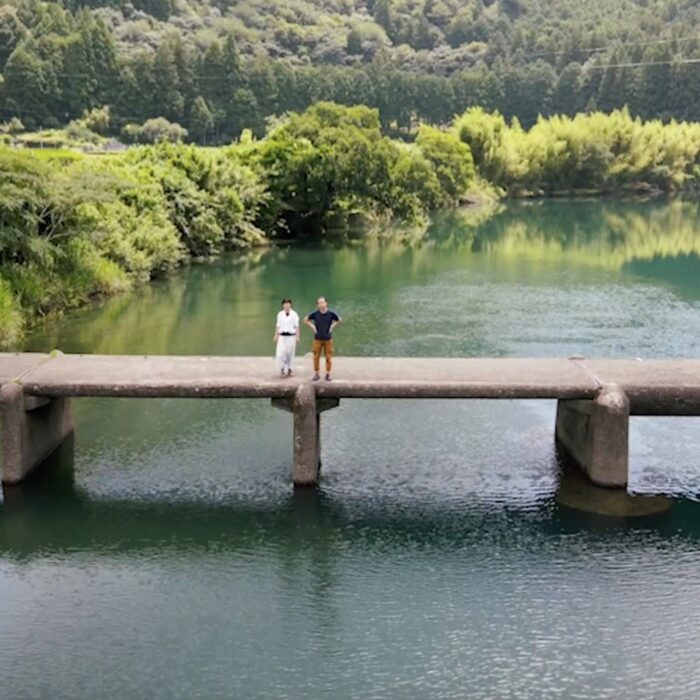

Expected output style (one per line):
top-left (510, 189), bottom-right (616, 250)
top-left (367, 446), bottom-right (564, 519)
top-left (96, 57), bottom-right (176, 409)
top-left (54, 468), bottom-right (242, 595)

top-left (271, 397), bottom-right (339, 413)
top-left (272, 395), bottom-right (339, 479)
top-left (292, 383), bottom-right (318, 486)
top-left (0, 353), bottom-right (696, 410)
top-left (582, 359), bottom-right (700, 414)
top-left (0, 383), bottom-right (74, 484)
top-left (0, 353), bottom-right (49, 385)
top-left (0, 352), bottom-right (697, 489)
top-left (20, 354), bottom-right (305, 398)
top-left (4, 354), bottom-right (603, 399)
top-left (555, 385), bottom-right (630, 488)
top-left (314, 357), bottom-right (601, 399)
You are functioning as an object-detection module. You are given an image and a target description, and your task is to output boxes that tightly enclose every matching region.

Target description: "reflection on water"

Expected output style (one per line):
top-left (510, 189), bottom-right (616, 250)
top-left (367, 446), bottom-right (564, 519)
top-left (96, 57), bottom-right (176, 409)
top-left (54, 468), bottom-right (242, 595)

top-left (26, 198), bottom-right (700, 357)
top-left (3, 199), bottom-right (700, 699)
top-left (431, 199), bottom-right (700, 271)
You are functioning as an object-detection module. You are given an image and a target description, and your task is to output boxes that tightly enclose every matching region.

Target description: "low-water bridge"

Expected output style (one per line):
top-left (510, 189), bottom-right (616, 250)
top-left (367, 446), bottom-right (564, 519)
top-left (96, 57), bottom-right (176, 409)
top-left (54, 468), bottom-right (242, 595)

top-left (1, 353), bottom-right (698, 489)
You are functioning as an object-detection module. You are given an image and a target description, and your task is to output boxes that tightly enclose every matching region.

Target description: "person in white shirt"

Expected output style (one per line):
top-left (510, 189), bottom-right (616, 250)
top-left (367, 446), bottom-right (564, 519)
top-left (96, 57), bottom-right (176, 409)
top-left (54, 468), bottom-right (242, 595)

top-left (274, 298), bottom-right (300, 377)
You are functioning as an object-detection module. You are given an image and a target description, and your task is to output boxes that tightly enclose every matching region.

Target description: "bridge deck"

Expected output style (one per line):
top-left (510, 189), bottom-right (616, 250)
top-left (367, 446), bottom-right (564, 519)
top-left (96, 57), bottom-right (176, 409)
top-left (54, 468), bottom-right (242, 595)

top-left (0, 353), bottom-right (698, 413)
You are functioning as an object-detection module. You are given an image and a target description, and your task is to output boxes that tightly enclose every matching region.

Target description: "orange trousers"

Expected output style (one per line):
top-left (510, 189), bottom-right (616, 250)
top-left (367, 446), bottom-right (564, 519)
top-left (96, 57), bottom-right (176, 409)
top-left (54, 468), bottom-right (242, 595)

top-left (312, 339), bottom-right (333, 372)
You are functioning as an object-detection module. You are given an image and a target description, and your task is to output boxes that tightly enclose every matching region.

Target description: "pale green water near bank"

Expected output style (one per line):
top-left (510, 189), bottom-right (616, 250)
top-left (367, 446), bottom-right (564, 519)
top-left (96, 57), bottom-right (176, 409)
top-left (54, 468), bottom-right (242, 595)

top-left (2, 199), bottom-right (700, 698)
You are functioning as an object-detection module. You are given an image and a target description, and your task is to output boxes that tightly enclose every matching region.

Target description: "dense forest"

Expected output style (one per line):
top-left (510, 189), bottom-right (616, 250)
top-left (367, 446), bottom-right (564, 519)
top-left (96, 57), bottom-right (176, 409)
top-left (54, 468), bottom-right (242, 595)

top-left (2, 0), bottom-right (700, 141)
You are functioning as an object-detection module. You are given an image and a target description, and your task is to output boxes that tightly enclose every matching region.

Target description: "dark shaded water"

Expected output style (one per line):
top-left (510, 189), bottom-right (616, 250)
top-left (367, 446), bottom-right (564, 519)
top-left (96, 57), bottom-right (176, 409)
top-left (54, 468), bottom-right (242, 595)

top-left (2, 199), bottom-right (700, 698)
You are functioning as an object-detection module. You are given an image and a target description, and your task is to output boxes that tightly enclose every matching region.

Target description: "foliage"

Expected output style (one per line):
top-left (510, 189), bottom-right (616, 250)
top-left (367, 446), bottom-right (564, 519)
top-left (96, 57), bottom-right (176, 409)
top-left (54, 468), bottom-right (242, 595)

top-left (243, 102), bottom-right (446, 235)
top-left (0, 135), bottom-right (271, 343)
top-left (2, 0), bottom-right (700, 142)
top-left (0, 117), bottom-right (24, 134)
top-left (415, 124), bottom-right (475, 205)
top-left (122, 117), bottom-right (188, 144)
top-left (4, 97), bottom-right (700, 348)
top-left (0, 101), bottom-right (480, 344)
top-left (455, 107), bottom-right (700, 194)
top-left (126, 142), bottom-right (267, 254)
top-left (0, 275), bottom-right (23, 346)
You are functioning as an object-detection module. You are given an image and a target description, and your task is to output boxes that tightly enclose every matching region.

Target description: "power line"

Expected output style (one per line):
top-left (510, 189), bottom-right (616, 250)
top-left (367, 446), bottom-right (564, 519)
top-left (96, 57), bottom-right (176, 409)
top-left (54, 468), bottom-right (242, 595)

top-left (525, 34), bottom-right (700, 59)
top-left (586, 57), bottom-right (700, 69)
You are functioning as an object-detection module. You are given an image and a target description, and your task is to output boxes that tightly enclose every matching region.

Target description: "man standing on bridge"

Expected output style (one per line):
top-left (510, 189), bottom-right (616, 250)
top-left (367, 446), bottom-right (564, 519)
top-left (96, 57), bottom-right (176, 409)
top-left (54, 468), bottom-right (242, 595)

top-left (274, 298), bottom-right (300, 377)
top-left (304, 297), bottom-right (342, 381)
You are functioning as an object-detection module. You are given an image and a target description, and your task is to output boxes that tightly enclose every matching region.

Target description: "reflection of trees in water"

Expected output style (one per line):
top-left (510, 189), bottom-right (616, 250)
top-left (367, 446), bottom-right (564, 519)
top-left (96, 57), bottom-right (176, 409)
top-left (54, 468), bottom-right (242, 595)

top-left (464, 199), bottom-right (700, 269)
top-left (24, 199), bottom-right (700, 357)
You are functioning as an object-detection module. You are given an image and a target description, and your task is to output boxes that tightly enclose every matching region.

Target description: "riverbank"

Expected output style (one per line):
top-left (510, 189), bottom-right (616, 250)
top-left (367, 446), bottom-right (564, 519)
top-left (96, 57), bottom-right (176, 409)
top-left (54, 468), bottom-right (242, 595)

top-left (0, 102), bottom-right (480, 348)
top-left (3, 102), bottom-right (700, 348)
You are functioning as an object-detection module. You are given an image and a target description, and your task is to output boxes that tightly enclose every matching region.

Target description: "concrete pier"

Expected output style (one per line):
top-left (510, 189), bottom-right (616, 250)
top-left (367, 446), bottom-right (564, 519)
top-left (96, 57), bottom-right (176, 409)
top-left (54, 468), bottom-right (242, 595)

top-left (0, 352), bottom-right (698, 489)
top-left (0, 383), bottom-right (74, 484)
top-left (555, 384), bottom-right (630, 488)
top-left (292, 383), bottom-right (318, 486)
top-left (272, 393), bottom-right (339, 485)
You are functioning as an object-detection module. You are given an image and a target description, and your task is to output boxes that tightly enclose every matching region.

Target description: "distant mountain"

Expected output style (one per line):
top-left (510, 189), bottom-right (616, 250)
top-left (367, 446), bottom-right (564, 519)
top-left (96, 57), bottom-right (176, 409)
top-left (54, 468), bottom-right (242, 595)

top-left (2, 0), bottom-right (699, 142)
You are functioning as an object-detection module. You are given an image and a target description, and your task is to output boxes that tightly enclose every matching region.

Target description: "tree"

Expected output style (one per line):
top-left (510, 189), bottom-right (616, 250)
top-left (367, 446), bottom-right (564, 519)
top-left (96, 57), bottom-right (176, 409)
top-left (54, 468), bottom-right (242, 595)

top-left (0, 117), bottom-right (24, 133)
top-left (454, 107), bottom-right (508, 182)
top-left (552, 62), bottom-right (585, 116)
top-left (0, 5), bottom-right (27, 71)
top-left (82, 105), bottom-right (110, 134)
top-left (190, 96), bottom-right (214, 144)
top-left (228, 88), bottom-right (259, 139)
top-left (122, 117), bottom-right (187, 143)
top-left (416, 125), bottom-right (475, 204)
top-left (3, 44), bottom-right (51, 126)
top-left (373, 0), bottom-right (395, 39)
top-left (132, 0), bottom-right (172, 21)
top-left (153, 42), bottom-right (184, 122)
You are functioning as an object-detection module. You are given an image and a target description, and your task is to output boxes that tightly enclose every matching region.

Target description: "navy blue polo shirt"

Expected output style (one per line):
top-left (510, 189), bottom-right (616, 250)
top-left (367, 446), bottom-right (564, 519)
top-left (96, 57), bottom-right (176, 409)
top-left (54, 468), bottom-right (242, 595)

top-left (307, 310), bottom-right (339, 340)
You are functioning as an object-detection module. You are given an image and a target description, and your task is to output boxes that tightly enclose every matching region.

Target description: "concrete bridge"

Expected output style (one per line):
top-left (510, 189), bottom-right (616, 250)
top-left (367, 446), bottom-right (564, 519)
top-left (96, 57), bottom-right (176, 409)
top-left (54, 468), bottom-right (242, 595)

top-left (0, 352), bottom-right (698, 490)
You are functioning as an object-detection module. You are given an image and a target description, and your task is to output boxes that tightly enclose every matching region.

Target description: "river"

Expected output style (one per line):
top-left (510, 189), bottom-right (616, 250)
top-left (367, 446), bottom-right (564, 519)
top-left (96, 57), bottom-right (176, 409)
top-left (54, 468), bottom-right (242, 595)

top-left (2, 199), bottom-right (700, 698)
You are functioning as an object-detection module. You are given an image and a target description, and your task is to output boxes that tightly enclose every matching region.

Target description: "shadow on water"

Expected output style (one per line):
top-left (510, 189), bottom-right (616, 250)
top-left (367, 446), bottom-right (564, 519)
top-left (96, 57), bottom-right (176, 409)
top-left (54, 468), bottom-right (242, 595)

top-left (624, 253), bottom-right (700, 300)
top-left (2, 441), bottom-right (697, 561)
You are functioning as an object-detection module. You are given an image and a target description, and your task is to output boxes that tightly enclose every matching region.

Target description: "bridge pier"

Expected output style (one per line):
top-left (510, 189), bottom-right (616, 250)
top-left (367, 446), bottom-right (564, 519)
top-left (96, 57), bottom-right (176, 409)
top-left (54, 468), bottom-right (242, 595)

top-left (0, 383), bottom-right (74, 484)
top-left (555, 384), bottom-right (629, 488)
top-left (272, 388), bottom-right (339, 487)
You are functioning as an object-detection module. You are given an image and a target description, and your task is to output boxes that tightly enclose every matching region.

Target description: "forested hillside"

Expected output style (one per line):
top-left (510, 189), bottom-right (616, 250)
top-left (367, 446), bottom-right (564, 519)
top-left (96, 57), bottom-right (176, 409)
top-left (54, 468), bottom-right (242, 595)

top-left (1, 0), bottom-right (700, 143)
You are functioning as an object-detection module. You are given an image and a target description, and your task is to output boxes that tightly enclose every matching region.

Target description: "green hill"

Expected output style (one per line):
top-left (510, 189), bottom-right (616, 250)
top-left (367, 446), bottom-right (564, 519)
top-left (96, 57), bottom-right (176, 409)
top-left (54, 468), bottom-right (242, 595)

top-left (2, 0), bottom-right (700, 142)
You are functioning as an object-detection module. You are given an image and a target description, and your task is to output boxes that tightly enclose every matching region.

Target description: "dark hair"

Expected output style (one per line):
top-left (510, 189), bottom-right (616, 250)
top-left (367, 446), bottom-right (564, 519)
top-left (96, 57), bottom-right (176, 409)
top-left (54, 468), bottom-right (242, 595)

top-left (281, 298), bottom-right (292, 305)
top-left (317, 296), bottom-right (327, 303)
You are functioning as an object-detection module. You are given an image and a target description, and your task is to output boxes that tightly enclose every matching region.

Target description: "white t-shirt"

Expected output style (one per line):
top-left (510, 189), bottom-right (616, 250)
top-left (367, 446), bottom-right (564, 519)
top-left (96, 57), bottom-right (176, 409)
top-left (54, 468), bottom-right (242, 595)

top-left (276, 310), bottom-right (300, 334)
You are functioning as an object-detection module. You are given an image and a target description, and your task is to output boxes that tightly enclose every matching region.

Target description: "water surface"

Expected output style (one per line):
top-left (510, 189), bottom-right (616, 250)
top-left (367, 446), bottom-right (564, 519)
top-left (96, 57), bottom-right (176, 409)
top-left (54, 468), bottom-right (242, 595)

top-left (3, 199), bottom-right (700, 699)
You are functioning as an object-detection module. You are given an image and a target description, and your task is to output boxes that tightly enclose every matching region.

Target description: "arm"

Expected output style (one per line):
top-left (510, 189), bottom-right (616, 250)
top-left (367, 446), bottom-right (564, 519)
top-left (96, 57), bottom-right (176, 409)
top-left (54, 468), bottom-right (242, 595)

top-left (330, 315), bottom-right (342, 333)
top-left (273, 315), bottom-right (279, 343)
top-left (303, 315), bottom-right (317, 334)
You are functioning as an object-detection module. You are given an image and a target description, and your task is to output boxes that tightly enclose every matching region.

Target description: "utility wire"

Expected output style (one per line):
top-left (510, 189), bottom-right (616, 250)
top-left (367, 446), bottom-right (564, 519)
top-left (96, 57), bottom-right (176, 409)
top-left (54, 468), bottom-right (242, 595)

top-left (525, 34), bottom-right (700, 58)
top-left (586, 57), bottom-right (700, 69)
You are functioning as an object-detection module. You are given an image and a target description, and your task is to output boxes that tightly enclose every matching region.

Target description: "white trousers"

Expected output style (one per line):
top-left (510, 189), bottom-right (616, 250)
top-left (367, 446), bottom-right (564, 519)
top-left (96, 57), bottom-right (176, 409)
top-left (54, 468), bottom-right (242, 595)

top-left (276, 336), bottom-right (297, 373)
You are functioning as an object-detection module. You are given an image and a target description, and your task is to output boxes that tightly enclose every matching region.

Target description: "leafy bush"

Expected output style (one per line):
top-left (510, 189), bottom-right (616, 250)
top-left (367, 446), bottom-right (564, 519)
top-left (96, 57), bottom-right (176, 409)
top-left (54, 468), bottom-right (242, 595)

top-left (416, 125), bottom-right (475, 205)
top-left (122, 118), bottom-right (188, 144)
top-left (455, 107), bottom-right (700, 194)
top-left (245, 102), bottom-right (451, 235)
top-left (0, 275), bottom-right (23, 346)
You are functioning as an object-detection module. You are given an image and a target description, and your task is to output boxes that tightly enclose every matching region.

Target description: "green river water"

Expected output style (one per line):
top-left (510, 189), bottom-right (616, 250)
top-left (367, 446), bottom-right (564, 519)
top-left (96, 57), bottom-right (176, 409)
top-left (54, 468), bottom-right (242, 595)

top-left (2, 199), bottom-right (700, 699)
